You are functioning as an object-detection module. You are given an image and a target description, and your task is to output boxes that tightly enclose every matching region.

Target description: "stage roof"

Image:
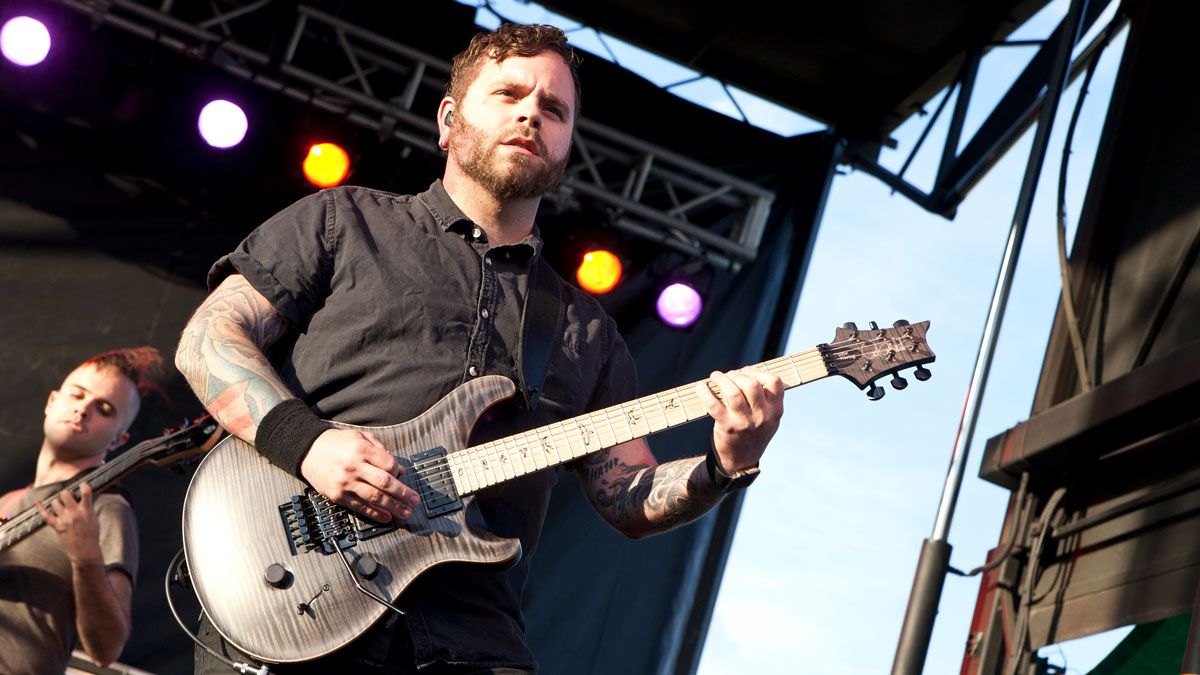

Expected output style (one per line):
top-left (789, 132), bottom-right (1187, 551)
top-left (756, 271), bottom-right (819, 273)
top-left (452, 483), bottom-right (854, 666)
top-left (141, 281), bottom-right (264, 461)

top-left (537, 0), bottom-right (1052, 137)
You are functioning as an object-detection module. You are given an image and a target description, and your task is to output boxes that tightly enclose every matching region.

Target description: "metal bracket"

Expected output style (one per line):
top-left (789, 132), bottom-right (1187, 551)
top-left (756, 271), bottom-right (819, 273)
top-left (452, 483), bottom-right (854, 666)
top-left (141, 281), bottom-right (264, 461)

top-left (55, 0), bottom-right (775, 270)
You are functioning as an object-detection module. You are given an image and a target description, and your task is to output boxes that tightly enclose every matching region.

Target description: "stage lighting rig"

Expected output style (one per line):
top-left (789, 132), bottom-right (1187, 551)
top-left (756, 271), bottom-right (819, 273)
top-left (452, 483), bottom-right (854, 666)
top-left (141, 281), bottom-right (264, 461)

top-left (656, 281), bottom-right (704, 329)
top-left (303, 142), bottom-right (351, 188)
top-left (576, 249), bottom-right (624, 295)
top-left (197, 99), bottom-right (247, 149)
top-left (1, 15), bottom-right (51, 67)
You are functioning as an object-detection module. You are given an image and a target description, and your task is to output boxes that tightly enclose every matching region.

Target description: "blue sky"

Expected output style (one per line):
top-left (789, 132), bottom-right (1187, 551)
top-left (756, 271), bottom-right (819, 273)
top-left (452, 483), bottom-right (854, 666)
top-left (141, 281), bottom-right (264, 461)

top-left (700, 2), bottom-right (1133, 673)
top-left (464, 1), bottom-right (1132, 671)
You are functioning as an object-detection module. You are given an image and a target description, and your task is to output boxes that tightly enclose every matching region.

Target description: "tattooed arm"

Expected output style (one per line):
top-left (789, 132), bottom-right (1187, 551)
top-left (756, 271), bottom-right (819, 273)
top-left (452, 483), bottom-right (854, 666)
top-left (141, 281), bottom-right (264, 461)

top-left (174, 274), bottom-right (292, 442)
top-left (579, 439), bottom-right (720, 538)
top-left (175, 273), bottom-right (419, 523)
top-left (578, 368), bottom-right (785, 538)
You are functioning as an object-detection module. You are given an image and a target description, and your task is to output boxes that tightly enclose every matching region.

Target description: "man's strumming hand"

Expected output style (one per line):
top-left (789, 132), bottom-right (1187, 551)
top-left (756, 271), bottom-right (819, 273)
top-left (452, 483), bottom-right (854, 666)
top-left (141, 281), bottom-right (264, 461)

top-left (300, 428), bottom-right (422, 523)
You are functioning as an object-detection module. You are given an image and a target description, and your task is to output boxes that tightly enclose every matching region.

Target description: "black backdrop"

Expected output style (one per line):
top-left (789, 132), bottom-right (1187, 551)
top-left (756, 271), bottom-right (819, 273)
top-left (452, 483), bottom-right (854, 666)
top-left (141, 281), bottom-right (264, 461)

top-left (0, 3), bottom-right (835, 672)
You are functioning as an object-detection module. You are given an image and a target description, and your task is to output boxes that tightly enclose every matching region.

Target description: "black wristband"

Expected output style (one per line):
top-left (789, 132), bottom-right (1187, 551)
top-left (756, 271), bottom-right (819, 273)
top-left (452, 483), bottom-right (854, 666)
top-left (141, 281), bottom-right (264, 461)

top-left (256, 399), bottom-right (332, 477)
top-left (705, 445), bottom-right (760, 494)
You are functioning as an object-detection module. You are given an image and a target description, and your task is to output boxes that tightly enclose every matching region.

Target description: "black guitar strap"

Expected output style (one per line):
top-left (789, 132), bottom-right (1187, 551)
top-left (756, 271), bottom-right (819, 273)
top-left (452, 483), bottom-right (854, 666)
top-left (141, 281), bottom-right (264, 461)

top-left (516, 257), bottom-right (564, 412)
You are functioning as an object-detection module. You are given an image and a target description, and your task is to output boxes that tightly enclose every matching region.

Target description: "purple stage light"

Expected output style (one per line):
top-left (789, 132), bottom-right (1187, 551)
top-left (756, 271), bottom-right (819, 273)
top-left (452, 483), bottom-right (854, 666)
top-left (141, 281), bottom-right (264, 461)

top-left (656, 282), bottom-right (703, 328)
top-left (1, 16), bottom-right (51, 67)
top-left (197, 99), bottom-right (248, 149)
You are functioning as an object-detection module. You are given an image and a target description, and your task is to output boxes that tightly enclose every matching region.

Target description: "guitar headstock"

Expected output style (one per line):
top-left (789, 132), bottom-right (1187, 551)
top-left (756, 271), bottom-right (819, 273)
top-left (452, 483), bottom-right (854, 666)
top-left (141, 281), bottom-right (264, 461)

top-left (821, 320), bottom-right (935, 400)
top-left (142, 415), bottom-right (224, 467)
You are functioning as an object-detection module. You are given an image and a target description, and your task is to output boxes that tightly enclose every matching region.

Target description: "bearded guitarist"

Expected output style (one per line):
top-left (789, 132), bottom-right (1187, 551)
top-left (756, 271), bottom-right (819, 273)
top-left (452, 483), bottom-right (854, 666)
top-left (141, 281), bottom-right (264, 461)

top-left (0, 347), bottom-right (162, 674)
top-left (175, 23), bottom-right (784, 675)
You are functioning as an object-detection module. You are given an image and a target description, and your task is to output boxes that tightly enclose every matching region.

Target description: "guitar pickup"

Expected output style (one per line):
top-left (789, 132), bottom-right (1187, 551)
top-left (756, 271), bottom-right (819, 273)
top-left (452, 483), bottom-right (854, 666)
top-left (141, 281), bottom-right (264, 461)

top-left (411, 447), bottom-right (463, 517)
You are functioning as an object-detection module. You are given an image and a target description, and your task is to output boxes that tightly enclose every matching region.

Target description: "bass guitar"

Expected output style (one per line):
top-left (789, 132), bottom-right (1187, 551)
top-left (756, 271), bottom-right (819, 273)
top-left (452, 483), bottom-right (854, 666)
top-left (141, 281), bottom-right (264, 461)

top-left (0, 417), bottom-right (223, 553)
top-left (182, 320), bottom-right (934, 663)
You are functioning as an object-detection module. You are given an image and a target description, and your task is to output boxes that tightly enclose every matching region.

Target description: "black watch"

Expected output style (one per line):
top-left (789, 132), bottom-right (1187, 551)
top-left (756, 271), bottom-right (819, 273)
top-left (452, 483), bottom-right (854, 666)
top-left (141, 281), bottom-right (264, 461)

top-left (705, 447), bottom-right (760, 494)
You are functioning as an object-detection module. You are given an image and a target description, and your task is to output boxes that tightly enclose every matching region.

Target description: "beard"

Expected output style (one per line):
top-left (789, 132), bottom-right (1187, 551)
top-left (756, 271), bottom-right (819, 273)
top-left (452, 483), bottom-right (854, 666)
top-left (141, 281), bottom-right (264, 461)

top-left (449, 114), bottom-right (569, 200)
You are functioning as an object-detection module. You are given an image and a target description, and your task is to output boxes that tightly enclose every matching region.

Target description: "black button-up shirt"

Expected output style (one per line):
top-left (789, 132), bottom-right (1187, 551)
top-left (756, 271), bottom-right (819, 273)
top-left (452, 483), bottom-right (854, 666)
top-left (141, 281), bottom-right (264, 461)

top-left (209, 181), bottom-right (637, 670)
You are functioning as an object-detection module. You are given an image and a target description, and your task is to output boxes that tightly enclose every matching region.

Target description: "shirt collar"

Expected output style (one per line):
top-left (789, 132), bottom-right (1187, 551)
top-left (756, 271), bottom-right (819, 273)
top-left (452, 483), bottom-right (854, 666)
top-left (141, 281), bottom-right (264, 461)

top-left (417, 180), bottom-right (543, 263)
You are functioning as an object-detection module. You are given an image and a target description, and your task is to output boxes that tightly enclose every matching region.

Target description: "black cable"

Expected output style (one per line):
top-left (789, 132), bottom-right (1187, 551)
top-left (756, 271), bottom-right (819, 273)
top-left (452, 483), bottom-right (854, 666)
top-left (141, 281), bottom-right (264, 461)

top-left (163, 548), bottom-right (271, 675)
top-left (1055, 45), bottom-right (1103, 394)
top-left (948, 472), bottom-right (1031, 577)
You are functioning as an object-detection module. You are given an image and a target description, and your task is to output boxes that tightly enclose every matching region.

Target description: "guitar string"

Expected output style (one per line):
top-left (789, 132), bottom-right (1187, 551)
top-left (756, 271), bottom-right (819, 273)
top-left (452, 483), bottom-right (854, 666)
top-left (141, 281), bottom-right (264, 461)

top-left (0, 426), bottom-right (212, 542)
top-left (0, 442), bottom-right (150, 539)
top-left (426, 331), bottom-right (932, 496)
top-left (441, 335), bottom-right (931, 493)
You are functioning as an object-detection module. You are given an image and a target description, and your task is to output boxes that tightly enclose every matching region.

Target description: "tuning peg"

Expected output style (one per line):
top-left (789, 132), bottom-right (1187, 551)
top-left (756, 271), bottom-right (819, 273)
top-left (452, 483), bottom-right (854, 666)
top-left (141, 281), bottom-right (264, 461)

top-left (866, 383), bottom-right (886, 401)
top-left (893, 319), bottom-right (910, 328)
top-left (842, 321), bottom-right (858, 331)
top-left (891, 374), bottom-right (908, 390)
top-left (914, 365), bottom-right (932, 381)
top-left (869, 321), bottom-right (880, 330)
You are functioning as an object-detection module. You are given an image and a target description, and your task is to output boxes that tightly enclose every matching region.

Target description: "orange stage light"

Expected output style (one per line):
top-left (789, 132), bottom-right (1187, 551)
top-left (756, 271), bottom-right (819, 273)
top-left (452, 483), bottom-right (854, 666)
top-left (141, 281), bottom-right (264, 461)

top-left (576, 249), bottom-right (623, 294)
top-left (302, 142), bottom-right (350, 188)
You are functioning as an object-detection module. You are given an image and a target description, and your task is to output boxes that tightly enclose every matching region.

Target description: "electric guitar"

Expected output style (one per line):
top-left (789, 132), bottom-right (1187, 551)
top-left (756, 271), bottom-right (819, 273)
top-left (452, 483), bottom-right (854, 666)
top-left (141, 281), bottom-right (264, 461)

top-left (0, 417), bottom-right (223, 553)
top-left (182, 320), bottom-right (935, 663)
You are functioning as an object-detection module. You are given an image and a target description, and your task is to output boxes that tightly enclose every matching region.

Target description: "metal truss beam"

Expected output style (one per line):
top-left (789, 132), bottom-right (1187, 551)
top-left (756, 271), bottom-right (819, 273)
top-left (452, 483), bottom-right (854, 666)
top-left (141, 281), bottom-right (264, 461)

top-left (56, 0), bottom-right (775, 271)
top-left (845, 0), bottom-right (1121, 219)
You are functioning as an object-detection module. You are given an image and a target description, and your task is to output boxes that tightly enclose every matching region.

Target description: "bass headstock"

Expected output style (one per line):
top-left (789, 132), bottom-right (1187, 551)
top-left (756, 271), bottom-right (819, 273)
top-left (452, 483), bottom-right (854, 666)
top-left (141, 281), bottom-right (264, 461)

top-left (821, 320), bottom-right (935, 400)
top-left (142, 415), bottom-right (224, 467)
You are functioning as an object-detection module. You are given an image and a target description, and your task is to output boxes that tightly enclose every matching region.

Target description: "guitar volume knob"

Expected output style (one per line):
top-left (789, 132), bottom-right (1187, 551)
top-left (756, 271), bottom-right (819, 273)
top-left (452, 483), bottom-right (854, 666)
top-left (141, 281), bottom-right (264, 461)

top-left (264, 563), bottom-right (292, 589)
top-left (356, 554), bottom-right (380, 580)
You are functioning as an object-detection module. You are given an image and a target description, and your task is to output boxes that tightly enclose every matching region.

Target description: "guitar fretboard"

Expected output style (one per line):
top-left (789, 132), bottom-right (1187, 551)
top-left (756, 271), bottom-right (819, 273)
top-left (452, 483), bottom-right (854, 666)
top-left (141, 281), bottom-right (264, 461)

top-left (447, 348), bottom-right (831, 495)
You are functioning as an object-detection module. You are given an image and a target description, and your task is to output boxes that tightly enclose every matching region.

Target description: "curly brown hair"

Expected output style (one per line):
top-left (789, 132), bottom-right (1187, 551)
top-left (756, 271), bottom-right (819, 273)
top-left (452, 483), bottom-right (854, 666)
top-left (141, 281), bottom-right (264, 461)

top-left (83, 346), bottom-right (164, 398)
top-left (446, 23), bottom-right (582, 114)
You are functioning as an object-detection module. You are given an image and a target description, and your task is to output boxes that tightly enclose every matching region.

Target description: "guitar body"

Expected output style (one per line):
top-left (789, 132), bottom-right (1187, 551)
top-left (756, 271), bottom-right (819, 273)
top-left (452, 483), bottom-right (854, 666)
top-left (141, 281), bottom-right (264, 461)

top-left (182, 376), bottom-right (522, 664)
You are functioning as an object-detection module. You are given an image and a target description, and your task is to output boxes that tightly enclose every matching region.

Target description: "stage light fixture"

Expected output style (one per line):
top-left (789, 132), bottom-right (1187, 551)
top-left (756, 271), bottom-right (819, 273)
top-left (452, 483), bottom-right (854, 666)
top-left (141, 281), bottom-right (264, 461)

top-left (656, 281), bottom-right (703, 328)
top-left (303, 142), bottom-right (351, 188)
top-left (576, 249), bottom-right (623, 294)
top-left (197, 99), bottom-right (248, 149)
top-left (1, 16), bottom-right (51, 67)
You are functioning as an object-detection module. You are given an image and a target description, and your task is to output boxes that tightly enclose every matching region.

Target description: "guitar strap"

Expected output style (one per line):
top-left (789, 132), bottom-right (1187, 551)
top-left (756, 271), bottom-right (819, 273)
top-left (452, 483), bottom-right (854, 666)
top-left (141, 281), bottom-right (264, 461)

top-left (516, 256), bottom-right (564, 412)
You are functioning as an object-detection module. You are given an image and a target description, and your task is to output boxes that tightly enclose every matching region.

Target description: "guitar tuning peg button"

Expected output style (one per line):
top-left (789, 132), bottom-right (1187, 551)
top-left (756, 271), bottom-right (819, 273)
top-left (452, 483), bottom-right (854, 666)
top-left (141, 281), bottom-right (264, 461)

top-left (866, 383), bottom-right (885, 401)
top-left (842, 322), bottom-right (858, 330)
top-left (869, 321), bottom-right (880, 330)
top-left (891, 374), bottom-right (908, 390)
top-left (914, 365), bottom-right (932, 382)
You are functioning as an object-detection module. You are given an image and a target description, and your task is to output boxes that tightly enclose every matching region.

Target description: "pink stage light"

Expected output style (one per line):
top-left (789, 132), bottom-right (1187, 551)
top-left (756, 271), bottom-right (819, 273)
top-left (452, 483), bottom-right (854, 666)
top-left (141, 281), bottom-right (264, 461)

top-left (197, 99), bottom-right (248, 149)
top-left (656, 282), bottom-right (703, 328)
top-left (1, 16), bottom-right (51, 67)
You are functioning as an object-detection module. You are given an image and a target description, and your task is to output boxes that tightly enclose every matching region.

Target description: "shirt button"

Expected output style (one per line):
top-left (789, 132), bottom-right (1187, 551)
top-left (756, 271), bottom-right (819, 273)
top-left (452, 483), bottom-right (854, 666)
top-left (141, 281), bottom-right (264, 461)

top-left (480, 309), bottom-right (489, 319)
top-left (468, 366), bottom-right (479, 377)
top-left (471, 227), bottom-right (483, 239)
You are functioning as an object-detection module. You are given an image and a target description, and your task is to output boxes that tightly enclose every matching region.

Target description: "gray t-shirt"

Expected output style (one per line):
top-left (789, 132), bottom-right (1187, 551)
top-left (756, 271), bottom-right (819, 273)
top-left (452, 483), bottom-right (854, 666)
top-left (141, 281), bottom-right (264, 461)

top-left (0, 480), bottom-right (138, 675)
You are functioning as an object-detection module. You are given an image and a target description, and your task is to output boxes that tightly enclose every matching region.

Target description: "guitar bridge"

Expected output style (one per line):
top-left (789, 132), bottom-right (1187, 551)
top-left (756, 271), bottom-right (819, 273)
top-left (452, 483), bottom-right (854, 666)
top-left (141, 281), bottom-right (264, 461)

top-left (411, 447), bottom-right (462, 517)
top-left (279, 489), bottom-right (358, 555)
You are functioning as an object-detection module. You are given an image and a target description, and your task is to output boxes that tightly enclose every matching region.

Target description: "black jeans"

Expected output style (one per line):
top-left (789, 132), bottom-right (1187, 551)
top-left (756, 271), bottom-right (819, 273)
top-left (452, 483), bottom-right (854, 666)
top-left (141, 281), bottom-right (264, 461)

top-left (193, 612), bottom-right (533, 675)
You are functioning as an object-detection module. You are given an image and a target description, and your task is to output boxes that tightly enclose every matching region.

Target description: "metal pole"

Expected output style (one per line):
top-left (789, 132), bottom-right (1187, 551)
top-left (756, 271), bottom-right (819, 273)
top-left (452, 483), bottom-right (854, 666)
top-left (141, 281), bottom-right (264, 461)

top-left (891, 1), bottom-right (1090, 673)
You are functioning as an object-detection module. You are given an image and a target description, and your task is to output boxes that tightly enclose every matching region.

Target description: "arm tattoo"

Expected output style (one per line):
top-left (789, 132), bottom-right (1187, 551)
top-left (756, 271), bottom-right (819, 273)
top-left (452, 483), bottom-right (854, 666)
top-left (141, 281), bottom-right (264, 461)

top-left (176, 279), bottom-right (293, 442)
top-left (585, 450), bottom-right (722, 536)
top-left (586, 449), bottom-right (652, 525)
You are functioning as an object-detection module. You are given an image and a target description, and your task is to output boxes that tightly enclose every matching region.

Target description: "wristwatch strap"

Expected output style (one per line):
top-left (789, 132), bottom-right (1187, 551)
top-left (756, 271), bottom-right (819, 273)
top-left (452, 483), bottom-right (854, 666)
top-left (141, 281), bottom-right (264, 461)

top-left (705, 446), bottom-right (760, 493)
